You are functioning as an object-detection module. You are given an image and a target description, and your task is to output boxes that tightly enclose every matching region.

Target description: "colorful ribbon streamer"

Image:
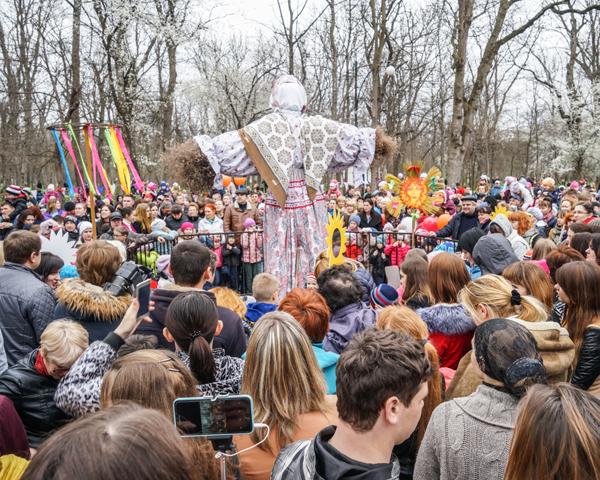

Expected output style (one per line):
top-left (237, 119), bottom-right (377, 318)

top-left (115, 127), bottom-right (144, 192)
top-left (50, 129), bottom-right (75, 197)
top-left (60, 129), bottom-right (88, 199)
top-left (65, 123), bottom-right (95, 196)
top-left (104, 127), bottom-right (131, 194)
top-left (85, 124), bottom-right (113, 201)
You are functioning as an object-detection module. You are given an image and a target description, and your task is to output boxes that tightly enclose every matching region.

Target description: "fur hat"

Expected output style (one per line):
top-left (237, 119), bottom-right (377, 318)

top-left (370, 284), bottom-right (399, 309)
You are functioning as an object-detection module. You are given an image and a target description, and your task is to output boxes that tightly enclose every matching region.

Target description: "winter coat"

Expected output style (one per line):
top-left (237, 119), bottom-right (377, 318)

top-left (221, 244), bottom-right (242, 268)
top-left (417, 304), bottom-right (476, 370)
top-left (414, 385), bottom-right (519, 480)
top-left (53, 279), bottom-right (130, 343)
top-left (383, 239), bottom-right (409, 266)
top-left (165, 214), bottom-right (188, 231)
top-left (0, 263), bottom-right (56, 366)
top-left (344, 240), bottom-right (363, 261)
top-left (7, 197), bottom-right (27, 222)
top-left (136, 284), bottom-right (247, 357)
top-left (224, 202), bottom-right (262, 233)
top-left (436, 212), bottom-right (479, 240)
top-left (197, 216), bottom-right (223, 234)
top-left (489, 215), bottom-right (529, 260)
top-left (237, 397), bottom-right (338, 480)
top-left (0, 330), bottom-right (7, 375)
top-left (369, 247), bottom-right (389, 282)
top-left (241, 230), bottom-right (263, 263)
top-left (0, 350), bottom-right (69, 447)
top-left (245, 302), bottom-right (278, 326)
top-left (272, 425), bottom-right (400, 480)
top-left (405, 295), bottom-right (431, 311)
top-left (323, 303), bottom-right (377, 354)
top-left (359, 211), bottom-right (382, 231)
top-left (54, 333), bottom-right (244, 419)
top-left (571, 325), bottom-right (600, 397)
top-left (446, 318), bottom-right (575, 399)
top-left (472, 234), bottom-right (519, 275)
top-left (352, 268), bottom-right (376, 304)
top-left (312, 343), bottom-right (339, 394)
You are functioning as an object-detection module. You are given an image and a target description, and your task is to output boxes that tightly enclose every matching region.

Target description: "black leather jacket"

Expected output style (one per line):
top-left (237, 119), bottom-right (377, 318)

top-left (571, 327), bottom-right (600, 391)
top-left (0, 349), bottom-right (69, 447)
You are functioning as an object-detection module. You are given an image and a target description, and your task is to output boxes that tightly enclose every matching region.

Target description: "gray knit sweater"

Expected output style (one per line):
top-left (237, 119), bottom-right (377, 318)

top-left (414, 384), bottom-right (519, 480)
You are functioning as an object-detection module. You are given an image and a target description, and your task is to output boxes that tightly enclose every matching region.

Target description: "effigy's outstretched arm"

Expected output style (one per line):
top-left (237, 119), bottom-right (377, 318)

top-left (162, 130), bottom-right (257, 190)
top-left (328, 122), bottom-right (397, 186)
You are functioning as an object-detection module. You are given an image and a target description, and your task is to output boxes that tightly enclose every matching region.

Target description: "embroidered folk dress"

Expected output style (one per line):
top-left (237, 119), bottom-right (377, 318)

top-left (194, 76), bottom-right (376, 293)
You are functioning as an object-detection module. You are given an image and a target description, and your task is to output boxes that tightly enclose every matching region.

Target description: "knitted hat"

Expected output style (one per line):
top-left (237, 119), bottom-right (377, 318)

top-left (5, 185), bottom-right (22, 196)
top-left (181, 222), bottom-right (194, 231)
top-left (152, 219), bottom-right (166, 231)
top-left (370, 284), bottom-right (399, 309)
top-left (64, 215), bottom-right (77, 225)
top-left (349, 214), bottom-right (361, 226)
top-left (243, 218), bottom-right (256, 229)
top-left (78, 221), bottom-right (92, 234)
top-left (59, 264), bottom-right (79, 280)
top-left (527, 207), bottom-right (543, 221)
top-left (376, 235), bottom-right (385, 245)
top-left (64, 201), bottom-right (76, 212)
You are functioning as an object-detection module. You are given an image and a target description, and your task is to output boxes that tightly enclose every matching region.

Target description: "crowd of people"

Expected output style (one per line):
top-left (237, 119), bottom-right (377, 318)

top-left (0, 173), bottom-right (599, 479)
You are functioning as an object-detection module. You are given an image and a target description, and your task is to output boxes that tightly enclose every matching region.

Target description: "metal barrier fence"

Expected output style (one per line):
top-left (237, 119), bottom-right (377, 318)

top-left (128, 230), bottom-right (458, 293)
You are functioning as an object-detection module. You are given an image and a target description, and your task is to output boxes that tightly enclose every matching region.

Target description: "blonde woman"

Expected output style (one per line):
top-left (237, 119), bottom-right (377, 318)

top-left (0, 320), bottom-right (89, 448)
top-left (447, 275), bottom-right (574, 399)
top-left (377, 306), bottom-right (443, 478)
top-left (211, 286), bottom-right (247, 320)
top-left (235, 311), bottom-right (337, 480)
top-left (132, 203), bottom-right (152, 234)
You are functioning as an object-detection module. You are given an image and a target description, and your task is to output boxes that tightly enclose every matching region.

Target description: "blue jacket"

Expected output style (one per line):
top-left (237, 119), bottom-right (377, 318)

top-left (245, 302), bottom-right (278, 325)
top-left (312, 343), bottom-right (339, 394)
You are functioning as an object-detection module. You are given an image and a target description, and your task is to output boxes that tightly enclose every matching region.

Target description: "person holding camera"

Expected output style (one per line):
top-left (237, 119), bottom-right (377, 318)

top-left (53, 241), bottom-right (132, 342)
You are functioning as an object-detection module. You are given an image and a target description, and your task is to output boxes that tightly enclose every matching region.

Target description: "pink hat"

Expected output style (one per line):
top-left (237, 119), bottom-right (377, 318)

top-left (243, 218), bottom-right (256, 229)
top-left (181, 222), bottom-right (194, 231)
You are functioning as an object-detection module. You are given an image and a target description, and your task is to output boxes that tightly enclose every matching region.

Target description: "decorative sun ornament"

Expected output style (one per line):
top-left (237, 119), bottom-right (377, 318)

top-left (41, 230), bottom-right (78, 265)
top-left (490, 204), bottom-right (509, 222)
top-left (382, 163), bottom-right (444, 217)
top-left (325, 210), bottom-right (347, 266)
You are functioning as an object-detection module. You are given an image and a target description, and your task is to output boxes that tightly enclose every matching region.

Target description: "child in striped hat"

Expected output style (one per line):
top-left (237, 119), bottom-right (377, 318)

top-left (370, 284), bottom-right (399, 309)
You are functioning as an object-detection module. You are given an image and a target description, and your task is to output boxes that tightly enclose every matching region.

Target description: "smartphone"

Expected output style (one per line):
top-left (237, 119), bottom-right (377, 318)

top-left (173, 395), bottom-right (254, 438)
top-left (135, 279), bottom-right (152, 317)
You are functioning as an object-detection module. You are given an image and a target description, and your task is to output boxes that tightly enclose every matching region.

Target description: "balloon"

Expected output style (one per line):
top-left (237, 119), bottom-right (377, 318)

top-left (222, 175), bottom-right (232, 187)
top-left (437, 214), bottom-right (452, 230)
top-left (421, 216), bottom-right (438, 232)
top-left (233, 177), bottom-right (246, 186)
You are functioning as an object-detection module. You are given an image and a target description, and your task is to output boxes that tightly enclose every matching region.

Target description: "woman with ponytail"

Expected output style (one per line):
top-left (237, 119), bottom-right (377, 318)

top-left (415, 319), bottom-right (547, 480)
top-left (164, 291), bottom-right (244, 396)
top-left (447, 275), bottom-right (574, 399)
top-left (555, 261), bottom-right (600, 397)
top-left (376, 306), bottom-right (442, 479)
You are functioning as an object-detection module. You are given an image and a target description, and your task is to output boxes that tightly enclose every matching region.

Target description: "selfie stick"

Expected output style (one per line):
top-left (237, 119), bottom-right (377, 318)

top-left (212, 424), bottom-right (270, 480)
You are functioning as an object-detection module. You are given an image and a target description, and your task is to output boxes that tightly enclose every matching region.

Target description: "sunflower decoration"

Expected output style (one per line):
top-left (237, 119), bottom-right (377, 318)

top-left (325, 210), bottom-right (347, 266)
top-left (382, 163), bottom-right (444, 217)
top-left (490, 204), bottom-right (509, 222)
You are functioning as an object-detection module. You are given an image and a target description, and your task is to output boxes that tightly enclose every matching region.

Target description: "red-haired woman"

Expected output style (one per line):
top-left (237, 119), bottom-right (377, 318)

top-left (278, 288), bottom-right (339, 394)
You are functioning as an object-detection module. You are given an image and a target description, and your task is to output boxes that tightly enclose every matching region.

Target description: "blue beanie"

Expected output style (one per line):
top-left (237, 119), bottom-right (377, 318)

top-left (60, 264), bottom-right (79, 279)
top-left (370, 284), bottom-right (399, 308)
top-left (349, 214), bottom-right (361, 226)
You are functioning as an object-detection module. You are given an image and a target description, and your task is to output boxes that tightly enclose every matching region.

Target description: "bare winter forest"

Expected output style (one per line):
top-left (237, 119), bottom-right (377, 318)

top-left (1, 0), bottom-right (599, 188)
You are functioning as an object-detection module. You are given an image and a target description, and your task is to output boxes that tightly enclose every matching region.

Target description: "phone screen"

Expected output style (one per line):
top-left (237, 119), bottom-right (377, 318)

top-left (135, 279), bottom-right (152, 317)
top-left (173, 396), bottom-right (254, 437)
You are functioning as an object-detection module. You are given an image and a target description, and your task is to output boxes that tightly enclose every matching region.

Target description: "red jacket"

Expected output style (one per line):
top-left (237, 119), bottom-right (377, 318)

top-left (384, 239), bottom-right (410, 266)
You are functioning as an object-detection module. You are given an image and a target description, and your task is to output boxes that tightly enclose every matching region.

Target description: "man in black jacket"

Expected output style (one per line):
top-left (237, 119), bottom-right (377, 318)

top-left (0, 231), bottom-right (56, 366)
top-left (136, 240), bottom-right (247, 356)
top-left (272, 329), bottom-right (431, 480)
top-left (435, 195), bottom-right (479, 240)
top-left (4, 185), bottom-right (27, 222)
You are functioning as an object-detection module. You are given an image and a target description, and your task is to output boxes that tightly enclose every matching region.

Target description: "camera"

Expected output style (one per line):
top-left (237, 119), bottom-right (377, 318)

top-left (103, 261), bottom-right (147, 297)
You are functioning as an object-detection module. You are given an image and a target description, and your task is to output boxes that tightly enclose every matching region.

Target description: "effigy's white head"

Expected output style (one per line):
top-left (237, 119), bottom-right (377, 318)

top-left (270, 75), bottom-right (307, 113)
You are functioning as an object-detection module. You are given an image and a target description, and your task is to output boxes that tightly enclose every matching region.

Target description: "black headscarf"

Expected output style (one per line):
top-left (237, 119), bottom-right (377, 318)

top-left (474, 318), bottom-right (547, 397)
